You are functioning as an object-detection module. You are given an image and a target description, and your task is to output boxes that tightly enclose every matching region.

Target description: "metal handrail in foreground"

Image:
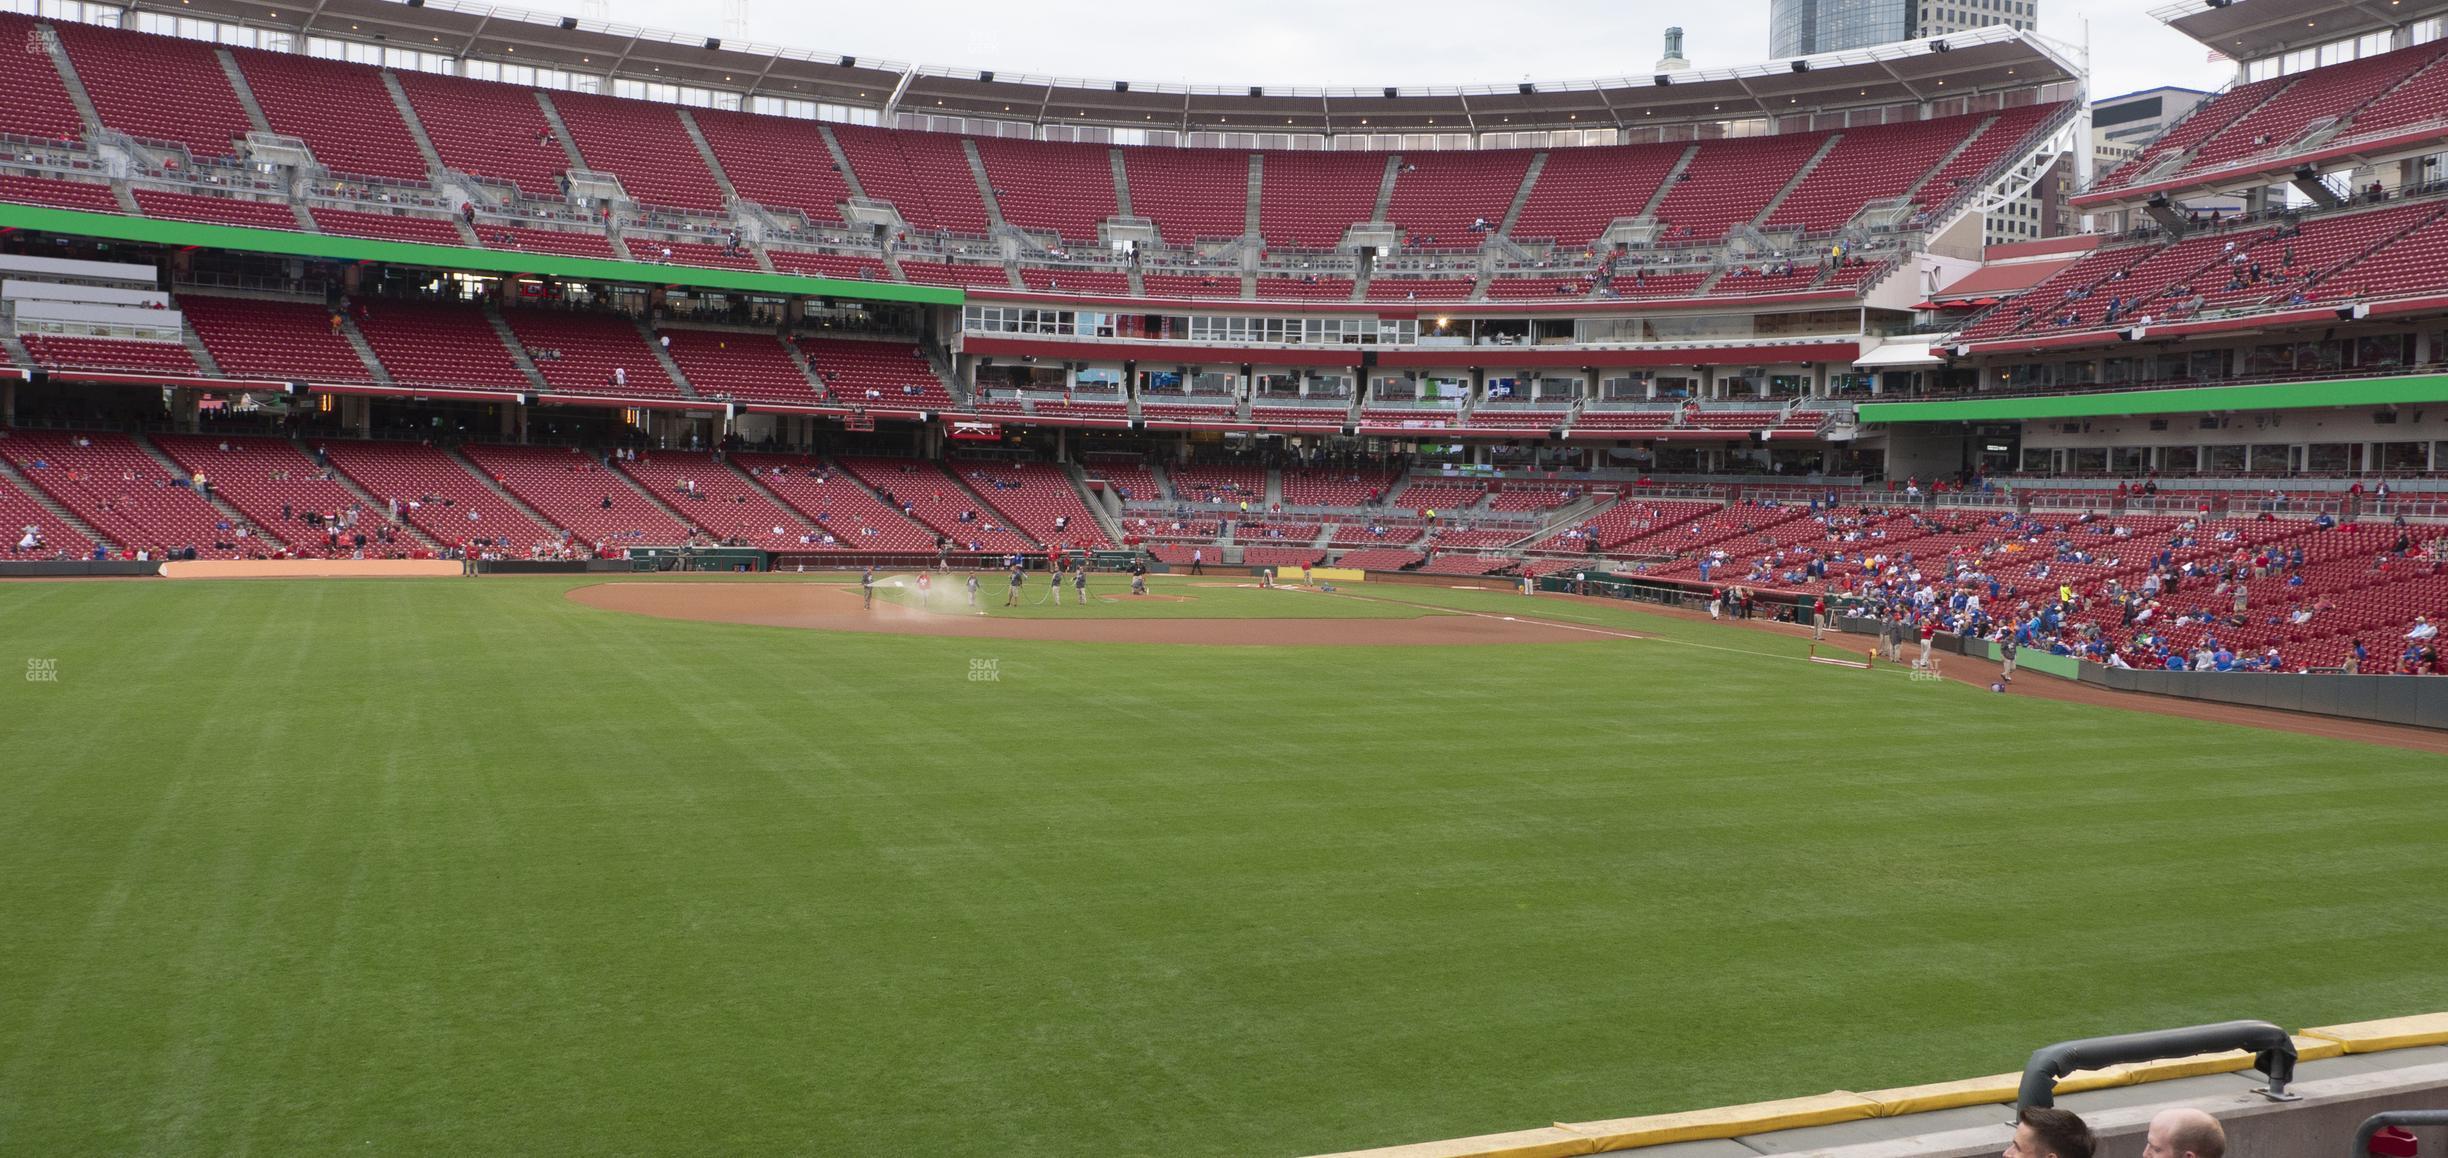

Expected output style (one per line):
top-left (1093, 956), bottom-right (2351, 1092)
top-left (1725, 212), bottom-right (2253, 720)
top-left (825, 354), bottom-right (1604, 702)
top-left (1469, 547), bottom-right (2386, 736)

top-left (2352, 1110), bottom-right (2448, 1156)
top-left (2017, 1020), bottom-right (2298, 1118)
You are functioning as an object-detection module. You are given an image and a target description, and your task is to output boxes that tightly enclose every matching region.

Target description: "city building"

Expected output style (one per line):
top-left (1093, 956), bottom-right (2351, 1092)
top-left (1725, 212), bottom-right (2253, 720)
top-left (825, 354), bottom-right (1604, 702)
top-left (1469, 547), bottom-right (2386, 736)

top-left (1772, 0), bottom-right (2036, 57)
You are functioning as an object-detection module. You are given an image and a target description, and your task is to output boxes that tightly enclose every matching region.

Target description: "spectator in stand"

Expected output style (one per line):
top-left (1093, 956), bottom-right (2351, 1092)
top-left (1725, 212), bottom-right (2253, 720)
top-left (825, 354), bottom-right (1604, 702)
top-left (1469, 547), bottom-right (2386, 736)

top-left (2141, 1108), bottom-right (2223, 1158)
top-left (2007, 1107), bottom-right (2095, 1158)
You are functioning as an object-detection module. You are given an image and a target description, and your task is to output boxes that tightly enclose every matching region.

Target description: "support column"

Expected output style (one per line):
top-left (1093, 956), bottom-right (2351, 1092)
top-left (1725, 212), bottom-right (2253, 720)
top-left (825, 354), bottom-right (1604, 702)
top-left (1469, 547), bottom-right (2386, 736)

top-left (172, 390), bottom-right (200, 432)
top-left (0, 380), bottom-right (13, 425)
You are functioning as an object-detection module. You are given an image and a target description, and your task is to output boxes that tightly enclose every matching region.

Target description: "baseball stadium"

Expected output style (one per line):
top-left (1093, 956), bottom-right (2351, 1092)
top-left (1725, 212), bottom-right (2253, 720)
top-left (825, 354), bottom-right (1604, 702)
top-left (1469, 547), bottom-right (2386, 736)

top-left (3, 0), bottom-right (2448, 1154)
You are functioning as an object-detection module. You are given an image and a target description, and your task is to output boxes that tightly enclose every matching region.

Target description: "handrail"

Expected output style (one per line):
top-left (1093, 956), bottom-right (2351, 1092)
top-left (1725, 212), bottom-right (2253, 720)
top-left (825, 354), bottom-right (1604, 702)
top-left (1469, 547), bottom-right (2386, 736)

top-left (2017, 1020), bottom-right (2297, 1116)
top-left (2351, 1110), bottom-right (2448, 1156)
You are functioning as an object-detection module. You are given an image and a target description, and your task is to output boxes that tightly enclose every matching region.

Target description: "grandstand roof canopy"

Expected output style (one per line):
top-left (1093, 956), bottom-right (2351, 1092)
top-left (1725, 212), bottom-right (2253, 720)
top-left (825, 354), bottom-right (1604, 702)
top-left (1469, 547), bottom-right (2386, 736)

top-left (2150, 0), bottom-right (2448, 63)
top-left (165, 0), bottom-right (2078, 135)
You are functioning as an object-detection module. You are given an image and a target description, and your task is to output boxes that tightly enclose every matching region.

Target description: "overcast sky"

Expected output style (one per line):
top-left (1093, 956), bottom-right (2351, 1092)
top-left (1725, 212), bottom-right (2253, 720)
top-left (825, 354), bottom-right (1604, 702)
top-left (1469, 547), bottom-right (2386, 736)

top-left (519, 0), bottom-right (2237, 101)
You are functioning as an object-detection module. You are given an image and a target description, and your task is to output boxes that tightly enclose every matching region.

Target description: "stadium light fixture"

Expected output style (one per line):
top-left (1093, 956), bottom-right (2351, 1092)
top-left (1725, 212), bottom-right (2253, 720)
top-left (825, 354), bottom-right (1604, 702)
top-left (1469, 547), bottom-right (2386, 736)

top-left (1791, 60), bottom-right (1810, 73)
top-left (1383, 87), bottom-right (1399, 99)
top-left (1114, 80), bottom-right (1128, 92)
top-left (1518, 82), bottom-right (1535, 94)
top-left (1252, 86), bottom-right (1266, 98)
top-left (1654, 74), bottom-right (1672, 86)
top-left (704, 37), bottom-right (721, 50)
top-left (980, 70), bottom-right (996, 82)
top-left (840, 55), bottom-right (857, 67)
top-left (1930, 39), bottom-right (1950, 52)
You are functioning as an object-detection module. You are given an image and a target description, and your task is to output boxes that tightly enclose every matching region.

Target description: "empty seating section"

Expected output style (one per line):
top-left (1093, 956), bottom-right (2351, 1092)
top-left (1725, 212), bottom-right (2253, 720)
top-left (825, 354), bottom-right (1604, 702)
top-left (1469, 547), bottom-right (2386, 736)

top-left (797, 338), bottom-right (948, 408)
top-left (1767, 116), bottom-right (1964, 233)
top-left (0, 471), bottom-right (99, 557)
top-left (1089, 462), bottom-right (1163, 503)
top-left (0, 175), bottom-right (119, 212)
top-left (323, 440), bottom-right (560, 548)
top-left (1366, 278), bottom-right (1475, 301)
top-left (395, 71), bottom-right (567, 198)
top-left (1485, 276), bottom-right (1589, 300)
top-left (1415, 553), bottom-right (1514, 576)
top-left (1465, 408), bottom-right (1567, 430)
top-left (0, 16), bottom-right (84, 142)
top-left (1168, 465), bottom-right (1265, 506)
top-left (132, 190), bottom-right (299, 229)
top-left (2179, 44), bottom-right (2444, 176)
top-left (52, 22), bottom-right (251, 158)
top-left (1281, 468), bottom-right (1395, 506)
top-left (2096, 76), bottom-right (2290, 188)
top-left (1916, 104), bottom-right (2063, 210)
top-left (898, 260), bottom-right (1013, 289)
top-left (1258, 152), bottom-right (1385, 247)
top-left (181, 296), bottom-right (375, 382)
top-left (1510, 141), bottom-right (1686, 246)
top-left (229, 49), bottom-right (427, 181)
top-left (1331, 545), bottom-right (1429, 567)
top-left (151, 434), bottom-right (384, 556)
top-left (639, 240), bottom-right (758, 272)
top-left (2342, 48), bottom-right (2448, 136)
top-left (2328, 206), bottom-right (2448, 303)
top-left (460, 443), bottom-right (693, 545)
top-left (1954, 243), bottom-right (2156, 342)
top-left (615, 451), bottom-right (808, 548)
top-left (1394, 481), bottom-right (1487, 510)
top-left (478, 225), bottom-right (618, 260)
top-left (975, 137), bottom-right (1116, 244)
top-left (730, 454), bottom-right (939, 550)
top-left (691, 109), bottom-right (852, 225)
top-left (837, 456), bottom-right (1033, 551)
top-left (1488, 486), bottom-right (1577, 512)
top-left (1246, 405), bottom-right (1345, 427)
top-left (1532, 499), bottom-right (1717, 551)
top-left (1123, 147), bottom-right (1250, 243)
top-left (1242, 544), bottom-right (1325, 568)
top-left (830, 125), bottom-right (991, 236)
top-left (1569, 410), bottom-right (1677, 433)
top-left (0, 430), bottom-right (271, 555)
top-left (309, 208), bottom-right (464, 245)
top-left (1141, 273), bottom-right (1243, 299)
top-left (2192, 201), bottom-right (2436, 311)
top-left (1652, 133), bottom-right (1829, 241)
top-left (498, 310), bottom-right (680, 396)
top-left (767, 250), bottom-right (889, 280)
top-left (1016, 267), bottom-right (1130, 294)
top-left (954, 461), bottom-right (1109, 546)
top-left (350, 301), bottom-right (530, 390)
top-left (19, 335), bottom-right (198, 375)
top-left (549, 92), bottom-right (725, 213)
top-left (1254, 277), bottom-right (1354, 301)
top-left (1606, 270), bottom-right (1710, 298)
top-left (658, 330), bottom-right (821, 405)
top-left (1385, 150), bottom-right (1532, 242)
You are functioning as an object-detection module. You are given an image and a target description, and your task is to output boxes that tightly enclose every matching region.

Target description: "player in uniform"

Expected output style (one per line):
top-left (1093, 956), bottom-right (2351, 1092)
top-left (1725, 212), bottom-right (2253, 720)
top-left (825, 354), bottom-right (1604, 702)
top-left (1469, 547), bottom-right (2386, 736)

top-left (1129, 560), bottom-right (1147, 595)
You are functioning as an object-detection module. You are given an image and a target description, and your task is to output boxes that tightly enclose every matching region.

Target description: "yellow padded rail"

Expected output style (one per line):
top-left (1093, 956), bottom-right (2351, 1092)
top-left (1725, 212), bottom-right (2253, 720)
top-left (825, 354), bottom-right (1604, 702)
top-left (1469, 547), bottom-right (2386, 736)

top-left (1559, 1091), bottom-right (1882, 1150)
top-left (2303, 1012), bottom-right (2448, 1054)
top-left (1306, 1017), bottom-right (2430, 1158)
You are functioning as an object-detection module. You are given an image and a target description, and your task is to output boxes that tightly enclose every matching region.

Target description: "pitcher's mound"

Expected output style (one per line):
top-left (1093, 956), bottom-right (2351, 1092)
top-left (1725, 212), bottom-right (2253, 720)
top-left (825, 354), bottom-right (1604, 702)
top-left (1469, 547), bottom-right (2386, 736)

top-left (568, 582), bottom-right (1594, 646)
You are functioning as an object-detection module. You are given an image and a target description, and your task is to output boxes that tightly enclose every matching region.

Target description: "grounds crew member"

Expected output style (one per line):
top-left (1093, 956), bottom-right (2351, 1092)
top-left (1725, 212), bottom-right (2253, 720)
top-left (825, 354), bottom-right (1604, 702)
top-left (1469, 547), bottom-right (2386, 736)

top-left (862, 565), bottom-right (876, 608)
top-left (1073, 565), bottom-right (1088, 604)
top-left (1005, 564), bottom-right (1025, 606)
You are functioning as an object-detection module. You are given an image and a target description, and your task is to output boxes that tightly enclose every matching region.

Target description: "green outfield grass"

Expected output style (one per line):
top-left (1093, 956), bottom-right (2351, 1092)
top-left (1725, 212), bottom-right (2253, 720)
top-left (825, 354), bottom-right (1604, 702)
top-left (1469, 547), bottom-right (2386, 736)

top-left (3, 575), bottom-right (2445, 1157)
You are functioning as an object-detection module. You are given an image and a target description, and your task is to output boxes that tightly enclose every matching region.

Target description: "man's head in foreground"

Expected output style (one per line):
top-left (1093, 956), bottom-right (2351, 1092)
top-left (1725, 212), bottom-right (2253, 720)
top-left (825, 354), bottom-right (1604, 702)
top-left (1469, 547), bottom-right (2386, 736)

top-left (2005, 1106), bottom-right (2096, 1158)
top-left (2141, 1107), bottom-right (2226, 1158)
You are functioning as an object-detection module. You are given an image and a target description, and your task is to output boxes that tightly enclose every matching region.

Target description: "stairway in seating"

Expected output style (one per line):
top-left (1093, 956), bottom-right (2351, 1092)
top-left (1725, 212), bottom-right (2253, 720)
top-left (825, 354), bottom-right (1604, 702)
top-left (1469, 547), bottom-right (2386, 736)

top-left (0, 456), bottom-right (114, 550)
top-left (299, 438), bottom-right (443, 550)
top-left (446, 445), bottom-right (566, 535)
top-left (1748, 133), bottom-right (1846, 229)
top-left (131, 432), bottom-right (281, 546)
top-left (480, 305), bottom-right (551, 392)
top-left (1496, 152), bottom-right (1546, 237)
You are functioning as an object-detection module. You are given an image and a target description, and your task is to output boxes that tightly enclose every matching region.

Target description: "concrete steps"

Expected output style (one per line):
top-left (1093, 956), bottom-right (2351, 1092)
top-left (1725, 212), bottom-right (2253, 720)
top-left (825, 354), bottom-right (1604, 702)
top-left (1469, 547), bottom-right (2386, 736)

top-left (0, 456), bottom-right (114, 551)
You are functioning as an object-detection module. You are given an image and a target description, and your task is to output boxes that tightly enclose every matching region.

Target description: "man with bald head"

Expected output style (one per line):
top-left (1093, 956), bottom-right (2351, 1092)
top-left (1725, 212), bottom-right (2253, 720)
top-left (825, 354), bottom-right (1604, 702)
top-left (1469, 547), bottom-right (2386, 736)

top-left (2142, 1108), bottom-right (2226, 1158)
